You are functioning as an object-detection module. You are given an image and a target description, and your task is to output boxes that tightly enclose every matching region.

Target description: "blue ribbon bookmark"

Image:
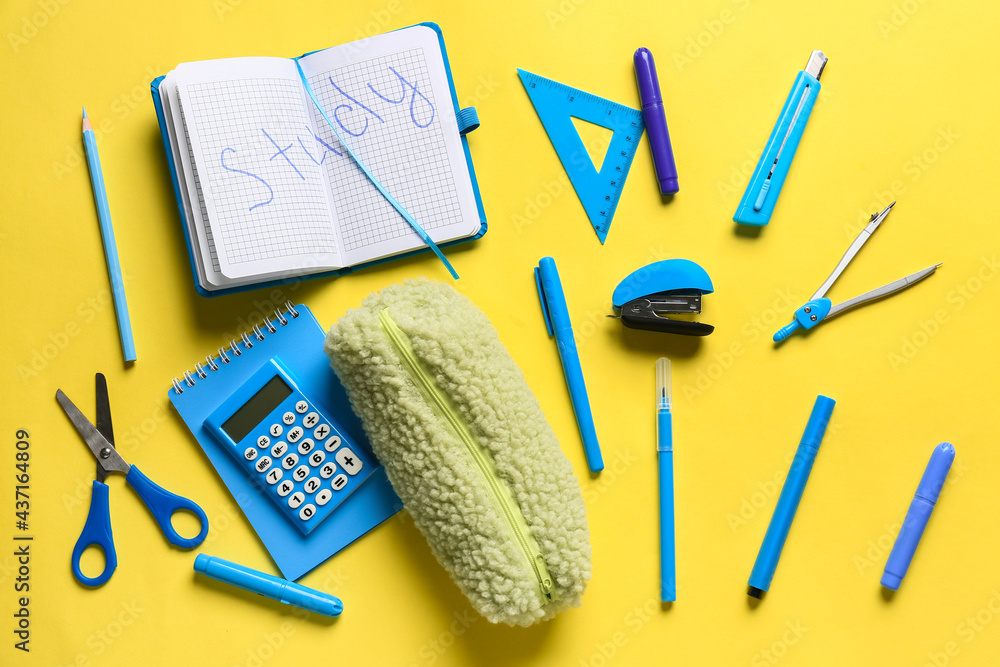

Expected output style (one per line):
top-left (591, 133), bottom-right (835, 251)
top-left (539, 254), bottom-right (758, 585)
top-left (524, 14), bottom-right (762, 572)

top-left (294, 58), bottom-right (458, 279)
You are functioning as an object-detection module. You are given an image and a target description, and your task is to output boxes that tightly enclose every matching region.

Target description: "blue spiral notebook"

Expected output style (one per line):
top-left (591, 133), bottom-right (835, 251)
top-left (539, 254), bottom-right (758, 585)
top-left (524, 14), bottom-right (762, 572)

top-left (150, 23), bottom-right (487, 296)
top-left (169, 303), bottom-right (401, 580)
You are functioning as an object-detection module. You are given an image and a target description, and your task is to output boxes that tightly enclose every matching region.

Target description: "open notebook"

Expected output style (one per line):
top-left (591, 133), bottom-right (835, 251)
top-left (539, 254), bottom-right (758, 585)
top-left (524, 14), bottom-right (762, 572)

top-left (153, 24), bottom-right (485, 294)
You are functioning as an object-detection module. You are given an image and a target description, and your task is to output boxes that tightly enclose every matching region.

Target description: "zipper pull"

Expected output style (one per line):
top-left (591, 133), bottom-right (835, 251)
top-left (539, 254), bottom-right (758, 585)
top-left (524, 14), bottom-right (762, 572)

top-left (536, 554), bottom-right (556, 602)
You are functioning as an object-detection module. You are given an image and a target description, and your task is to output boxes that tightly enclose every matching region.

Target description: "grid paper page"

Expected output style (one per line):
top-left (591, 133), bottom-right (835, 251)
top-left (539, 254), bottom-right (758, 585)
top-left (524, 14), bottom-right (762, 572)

top-left (177, 97), bottom-right (221, 275)
top-left (300, 30), bottom-right (479, 265)
top-left (178, 73), bottom-right (339, 278)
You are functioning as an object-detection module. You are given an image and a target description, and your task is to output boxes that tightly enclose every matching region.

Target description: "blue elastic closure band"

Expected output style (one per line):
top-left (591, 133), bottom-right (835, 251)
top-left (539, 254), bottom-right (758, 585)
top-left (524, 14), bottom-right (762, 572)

top-left (293, 58), bottom-right (459, 279)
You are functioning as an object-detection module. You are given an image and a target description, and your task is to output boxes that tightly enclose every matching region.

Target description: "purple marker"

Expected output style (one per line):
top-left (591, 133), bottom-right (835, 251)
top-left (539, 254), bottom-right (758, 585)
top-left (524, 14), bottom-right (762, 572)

top-left (634, 47), bottom-right (679, 195)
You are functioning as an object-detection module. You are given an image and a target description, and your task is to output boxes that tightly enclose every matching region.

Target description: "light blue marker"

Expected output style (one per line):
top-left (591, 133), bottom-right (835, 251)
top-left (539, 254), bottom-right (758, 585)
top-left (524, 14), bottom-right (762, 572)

top-left (748, 395), bottom-right (835, 599)
top-left (655, 357), bottom-right (675, 602)
top-left (881, 442), bottom-right (955, 591)
top-left (194, 554), bottom-right (342, 617)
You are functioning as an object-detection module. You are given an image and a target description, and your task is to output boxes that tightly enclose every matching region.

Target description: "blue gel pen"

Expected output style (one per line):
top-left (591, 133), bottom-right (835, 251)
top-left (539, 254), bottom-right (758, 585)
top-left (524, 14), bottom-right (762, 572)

top-left (734, 51), bottom-right (827, 227)
top-left (535, 257), bottom-right (604, 472)
top-left (881, 443), bottom-right (955, 591)
top-left (748, 395), bottom-right (835, 599)
top-left (194, 554), bottom-right (342, 617)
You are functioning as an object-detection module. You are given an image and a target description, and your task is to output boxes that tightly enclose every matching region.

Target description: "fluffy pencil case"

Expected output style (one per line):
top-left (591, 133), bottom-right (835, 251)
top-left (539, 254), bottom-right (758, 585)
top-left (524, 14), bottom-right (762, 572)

top-left (324, 279), bottom-right (591, 626)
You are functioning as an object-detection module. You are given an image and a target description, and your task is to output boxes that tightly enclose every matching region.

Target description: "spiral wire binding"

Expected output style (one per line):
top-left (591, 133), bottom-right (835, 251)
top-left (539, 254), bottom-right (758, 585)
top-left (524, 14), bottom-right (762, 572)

top-left (171, 301), bottom-right (300, 395)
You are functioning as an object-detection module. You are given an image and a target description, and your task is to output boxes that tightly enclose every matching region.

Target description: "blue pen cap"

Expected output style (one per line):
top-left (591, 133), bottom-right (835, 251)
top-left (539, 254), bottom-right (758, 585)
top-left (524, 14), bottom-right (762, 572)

top-left (915, 442), bottom-right (956, 504)
top-left (801, 395), bottom-right (835, 449)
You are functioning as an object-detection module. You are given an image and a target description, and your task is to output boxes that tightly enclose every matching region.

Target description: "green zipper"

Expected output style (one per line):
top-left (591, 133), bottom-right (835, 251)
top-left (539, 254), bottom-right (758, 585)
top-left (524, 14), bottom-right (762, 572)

top-left (379, 309), bottom-right (556, 603)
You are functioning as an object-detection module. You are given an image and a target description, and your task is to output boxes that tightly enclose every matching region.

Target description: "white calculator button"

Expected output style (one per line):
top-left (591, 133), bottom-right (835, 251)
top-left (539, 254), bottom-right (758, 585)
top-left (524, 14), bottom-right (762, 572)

top-left (286, 426), bottom-right (304, 444)
top-left (243, 447), bottom-right (258, 461)
top-left (288, 492), bottom-right (305, 509)
top-left (319, 462), bottom-right (336, 479)
top-left (298, 504), bottom-right (316, 521)
top-left (265, 468), bottom-right (283, 485)
top-left (256, 435), bottom-right (270, 448)
top-left (281, 453), bottom-right (299, 470)
top-left (293, 465), bottom-right (310, 482)
top-left (315, 489), bottom-right (333, 506)
top-left (270, 442), bottom-right (288, 458)
top-left (313, 424), bottom-right (331, 440)
top-left (308, 450), bottom-right (326, 467)
top-left (297, 438), bottom-right (315, 455)
top-left (255, 456), bottom-right (273, 473)
top-left (295, 400), bottom-right (309, 414)
top-left (303, 477), bottom-right (321, 494)
top-left (303, 412), bottom-right (320, 428)
top-left (335, 447), bottom-right (363, 476)
top-left (323, 435), bottom-right (342, 452)
top-left (269, 423), bottom-right (283, 437)
top-left (282, 411), bottom-right (296, 425)
top-left (331, 474), bottom-right (348, 491)
top-left (276, 480), bottom-right (294, 497)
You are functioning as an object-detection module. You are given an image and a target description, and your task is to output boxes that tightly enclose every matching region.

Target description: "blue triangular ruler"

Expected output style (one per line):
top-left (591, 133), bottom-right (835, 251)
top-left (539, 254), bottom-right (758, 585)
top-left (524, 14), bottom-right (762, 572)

top-left (518, 68), bottom-right (645, 243)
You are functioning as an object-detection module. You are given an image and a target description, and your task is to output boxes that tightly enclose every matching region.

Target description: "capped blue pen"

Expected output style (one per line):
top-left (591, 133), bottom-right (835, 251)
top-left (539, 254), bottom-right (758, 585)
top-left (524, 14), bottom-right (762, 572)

top-left (881, 442), bottom-right (955, 591)
top-left (194, 554), bottom-right (343, 617)
top-left (655, 358), bottom-right (675, 602)
top-left (535, 257), bottom-right (604, 473)
top-left (748, 395), bottom-right (835, 599)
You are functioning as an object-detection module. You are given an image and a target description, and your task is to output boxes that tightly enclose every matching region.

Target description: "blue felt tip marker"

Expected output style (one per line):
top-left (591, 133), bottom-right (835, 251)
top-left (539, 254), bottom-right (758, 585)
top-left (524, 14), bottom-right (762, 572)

top-left (194, 554), bottom-right (342, 617)
top-left (881, 442), bottom-right (955, 591)
top-left (734, 51), bottom-right (827, 227)
top-left (535, 257), bottom-right (604, 473)
top-left (655, 357), bottom-right (675, 601)
top-left (748, 395), bottom-right (835, 599)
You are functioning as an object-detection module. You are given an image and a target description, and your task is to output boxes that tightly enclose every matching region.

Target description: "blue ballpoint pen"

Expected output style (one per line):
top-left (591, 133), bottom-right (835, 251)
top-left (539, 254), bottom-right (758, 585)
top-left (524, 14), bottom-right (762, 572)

top-left (535, 257), bottom-right (604, 473)
top-left (194, 554), bottom-right (343, 617)
top-left (748, 395), bottom-right (835, 599)
top-left (655, 358), bottom-right (675, 602)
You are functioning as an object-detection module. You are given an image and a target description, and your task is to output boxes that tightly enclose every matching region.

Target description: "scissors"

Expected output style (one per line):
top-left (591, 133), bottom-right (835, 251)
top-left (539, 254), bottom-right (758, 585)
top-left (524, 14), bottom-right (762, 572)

top-left (774, 202), bottom-right (941, 343)
top-left (57, 374), bottom-right (209, 586)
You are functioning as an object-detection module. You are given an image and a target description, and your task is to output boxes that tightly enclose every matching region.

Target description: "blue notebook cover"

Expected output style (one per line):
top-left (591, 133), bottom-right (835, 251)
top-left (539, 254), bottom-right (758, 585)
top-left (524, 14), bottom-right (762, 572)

top-left (169, 304), bottom-right (401, 580)
top-left (150, 22), bottom-right (487, 297)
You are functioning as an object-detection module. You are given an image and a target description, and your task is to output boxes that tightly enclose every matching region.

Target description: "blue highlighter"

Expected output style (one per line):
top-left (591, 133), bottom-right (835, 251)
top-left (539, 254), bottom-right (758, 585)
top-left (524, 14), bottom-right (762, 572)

top-left (881, 443), bottom-right (955, 591)
top-left (748, 395), bottom-right (835, 599)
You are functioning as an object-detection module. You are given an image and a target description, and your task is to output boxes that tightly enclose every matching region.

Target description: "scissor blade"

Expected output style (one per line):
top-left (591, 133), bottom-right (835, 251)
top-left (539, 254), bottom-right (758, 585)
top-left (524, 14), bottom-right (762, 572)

top-left (811, 203), bottom-right (895, 301)
top-left (827, 263), bottom-right (941, 319)
top-left (56, 390), bottom-right (130, 477)
top-left (94, 374), bottom-right (114, 483)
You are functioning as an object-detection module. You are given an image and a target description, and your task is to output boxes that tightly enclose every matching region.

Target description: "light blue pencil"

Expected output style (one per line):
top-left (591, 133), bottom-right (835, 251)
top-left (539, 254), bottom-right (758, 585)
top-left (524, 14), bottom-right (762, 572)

top-left (82, 108), bottom-right (135, 362)
top-left (655, 357), bottom-right (675, 602)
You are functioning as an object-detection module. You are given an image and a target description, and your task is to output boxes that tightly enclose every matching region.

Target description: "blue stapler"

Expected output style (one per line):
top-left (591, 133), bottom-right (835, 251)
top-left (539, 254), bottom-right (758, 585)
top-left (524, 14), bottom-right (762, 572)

top-left (610, 259), bottom-right (715, 336)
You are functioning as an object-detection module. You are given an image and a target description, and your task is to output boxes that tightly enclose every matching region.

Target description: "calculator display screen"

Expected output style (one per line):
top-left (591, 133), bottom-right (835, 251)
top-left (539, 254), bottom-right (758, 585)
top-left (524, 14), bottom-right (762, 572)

top-left (221, 375), bottom-right (292, 443)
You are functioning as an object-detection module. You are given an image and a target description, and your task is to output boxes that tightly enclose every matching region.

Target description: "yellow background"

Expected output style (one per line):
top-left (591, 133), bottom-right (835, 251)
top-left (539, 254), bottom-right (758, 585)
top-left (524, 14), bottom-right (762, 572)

top-left (2, 0), bottom-right (999, 664)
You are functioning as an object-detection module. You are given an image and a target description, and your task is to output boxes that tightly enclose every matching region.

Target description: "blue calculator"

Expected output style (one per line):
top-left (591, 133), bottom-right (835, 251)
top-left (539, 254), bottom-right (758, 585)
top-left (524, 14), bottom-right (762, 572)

top-left (205, 358), bottom-right (375, 535)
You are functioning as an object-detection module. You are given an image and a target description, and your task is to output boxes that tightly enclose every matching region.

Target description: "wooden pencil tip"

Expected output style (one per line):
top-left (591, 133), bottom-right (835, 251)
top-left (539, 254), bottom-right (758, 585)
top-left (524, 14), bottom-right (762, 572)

top-left (82, 114), bottom-right (92, 132)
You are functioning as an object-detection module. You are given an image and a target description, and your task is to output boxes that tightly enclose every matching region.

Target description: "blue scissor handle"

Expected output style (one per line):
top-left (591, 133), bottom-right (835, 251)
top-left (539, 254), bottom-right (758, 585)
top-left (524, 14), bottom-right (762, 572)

top-left (72, 480), bottom-right (118, 587)
top-left (125, 466), bottom-right (209, 549)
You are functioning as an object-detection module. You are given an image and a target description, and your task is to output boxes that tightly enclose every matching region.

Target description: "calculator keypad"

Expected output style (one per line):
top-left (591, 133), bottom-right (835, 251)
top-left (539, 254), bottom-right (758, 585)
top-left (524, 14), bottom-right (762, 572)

top-left (228, 392), bottom-right (376, 535)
